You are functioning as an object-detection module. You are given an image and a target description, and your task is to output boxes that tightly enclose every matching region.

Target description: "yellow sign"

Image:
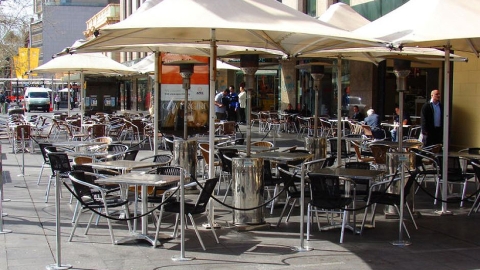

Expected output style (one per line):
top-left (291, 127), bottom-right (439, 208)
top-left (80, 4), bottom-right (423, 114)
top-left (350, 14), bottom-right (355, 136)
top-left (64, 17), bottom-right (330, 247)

top-left (13, 48), bottom-right (40, 78)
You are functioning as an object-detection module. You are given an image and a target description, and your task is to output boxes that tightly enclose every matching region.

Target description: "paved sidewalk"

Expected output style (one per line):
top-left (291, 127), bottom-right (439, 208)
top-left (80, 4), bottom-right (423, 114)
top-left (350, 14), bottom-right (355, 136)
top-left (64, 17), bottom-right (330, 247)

top-left (1, 121), bottom-right (480, 269)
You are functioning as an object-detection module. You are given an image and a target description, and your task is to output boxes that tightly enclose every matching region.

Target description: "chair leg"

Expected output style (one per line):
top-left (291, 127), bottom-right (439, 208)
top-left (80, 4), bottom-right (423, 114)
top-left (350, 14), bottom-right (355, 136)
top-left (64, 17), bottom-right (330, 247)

top-left (45, 175), bottom-right (54, 203)
top-left (405, 203), bottom-right (418, 230)
top-left (188, 214), bottom-right (206, 251)
top-left (360, 204), bottom-right (370, 235)
top-left (153, 206), bottom-right (165, 248)
top-left (206, 212), bottom-right (219, 244)
top-left (468, 193), bottom-right (480, 216)
top-left (306, 204), bottom-right (311, 241)
top-left (340, 210), bottom-right (347, 244)
top-left (285, 198), bottom-right (297, 223)
top-left (276, 197), bottom-right (291, 227)
top-left (37, 163), bottom-right (46, 185)
top-left (68, 209), bottom-right (83, 242)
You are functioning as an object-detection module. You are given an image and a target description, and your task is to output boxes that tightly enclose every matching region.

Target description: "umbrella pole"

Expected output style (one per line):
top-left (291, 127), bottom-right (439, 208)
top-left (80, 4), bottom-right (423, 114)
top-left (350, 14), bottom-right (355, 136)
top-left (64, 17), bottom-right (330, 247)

top-left (208, 28), bottom-right (216, 178)
top-left (80, 71), bottom-right (84, 125)
top-left (336, 58), bottom-right (342, 167)
top-left (67, 72), bottom-right (71, 117)
top-left (438, 43), bottom-right (452, 215)
top-left (207, 29), bottom-right (219, 229)
top-left (153, 51), bottom-right (160, 155)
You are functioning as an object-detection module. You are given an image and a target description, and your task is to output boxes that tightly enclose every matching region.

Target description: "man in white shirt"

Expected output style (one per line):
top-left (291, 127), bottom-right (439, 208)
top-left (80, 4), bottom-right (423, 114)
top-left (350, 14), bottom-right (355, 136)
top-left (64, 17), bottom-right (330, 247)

top-left (214, 89), bottom-right (229, 120)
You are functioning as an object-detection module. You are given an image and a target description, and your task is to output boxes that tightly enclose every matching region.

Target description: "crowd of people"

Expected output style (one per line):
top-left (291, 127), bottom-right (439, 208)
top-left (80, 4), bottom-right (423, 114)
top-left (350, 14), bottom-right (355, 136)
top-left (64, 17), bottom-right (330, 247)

top-left (349, 89), bottom-right (442, 145)
top-left (214, 82), bottom-right (248, 124)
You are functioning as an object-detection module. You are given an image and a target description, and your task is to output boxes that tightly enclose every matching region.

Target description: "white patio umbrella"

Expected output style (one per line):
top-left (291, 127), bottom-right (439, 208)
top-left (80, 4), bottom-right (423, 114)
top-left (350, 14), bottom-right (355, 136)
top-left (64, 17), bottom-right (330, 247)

top-left (300, 45), bottom-right (466, 246)
top-left (354, 0), bottom-right (480, 216)
top-left (77, 0), bottom-right (382, 175)
top-left (318, 2), bottom-right (370, 31)
top-left (76, 0), bottom-right (383, 255)
top-left (33, 53), bottom-right (137, 123)
top-left (300, 46), bottom-right (466, 169)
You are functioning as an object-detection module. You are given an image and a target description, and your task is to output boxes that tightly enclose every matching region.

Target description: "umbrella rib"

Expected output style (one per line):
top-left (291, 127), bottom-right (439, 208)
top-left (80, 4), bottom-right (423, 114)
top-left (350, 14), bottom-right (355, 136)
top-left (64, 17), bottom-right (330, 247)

top-left (466, 38), bottom-right (480, 58)
top-left (362, 52), bottom-right (380, 65)
top-left (246, 29), bottom-right (288, 55)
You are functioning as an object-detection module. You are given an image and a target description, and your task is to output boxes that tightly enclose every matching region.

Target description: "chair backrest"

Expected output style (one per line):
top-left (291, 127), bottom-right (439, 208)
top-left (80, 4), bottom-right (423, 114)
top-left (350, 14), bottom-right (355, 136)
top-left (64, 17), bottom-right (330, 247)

top-left (140, 154), bottom-right (173, 165)
top-left (156, 166), bottom-right (181, 176)
top-left (251, 141), bottom-right (274, 148)
top-left (408, 126), bottom-right (422, 139)
top-left (73, 156), bottom-right (93, 165)
top-left (90, 124), bottom-right (107, 138)
top-left (91, 136), bottom-right (112, 145)
top-left (69, 170), bottom-right (97, 200)
top-left (106, 144), bottom-right (129, 160)
top-left (39, 143), bottom-right (53, 163)
top-left (307, 173), bottom-right (347, 208)
top-left (278, 166), bottom-right (300, 196)
top-left (345, 162), bottom-right (370, 170)
top-left (123, 149), bottom-right (139, 161)
top-left (370, 144), bottom-right (392, 165)
top-left (47, 152), bottom-right (72, 174)
top-left (15, 124), bottom-right (31, 139)
top-left (322, 156), bottom-right (336, 168)
top-left (192, 177), bottom-right (219, 213)
top-left (467, 148), bottom-right (480, 155)
top-left (328, 138), bottom-right (349, 156)
top-left (218, 148), bottom-right (238, 172)
top-left (71, 164), bottom-right (94, 173)
top-left (198, 143), bottom-right (211, 165)
top-left (164, 135), bottom-right (175, 154)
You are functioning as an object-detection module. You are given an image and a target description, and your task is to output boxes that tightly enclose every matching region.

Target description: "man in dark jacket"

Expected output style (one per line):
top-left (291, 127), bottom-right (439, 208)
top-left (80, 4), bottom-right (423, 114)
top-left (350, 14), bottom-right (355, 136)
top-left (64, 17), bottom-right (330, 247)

top-left (421, 89), bottom-right (443, 146)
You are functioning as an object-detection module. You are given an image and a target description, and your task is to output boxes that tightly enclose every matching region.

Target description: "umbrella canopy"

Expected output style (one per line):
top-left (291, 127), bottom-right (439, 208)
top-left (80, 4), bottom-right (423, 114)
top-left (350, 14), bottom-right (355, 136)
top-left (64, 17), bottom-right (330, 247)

top-left (353, 0), bottom-right (480, 216)
top-left (33, 53), bottom-right (137, 75)
top-left (318, 2), bottom-right (370, 31)
top-left (131, 53), bottom-right (240, 74)
top-left (77, 0), bottom-right (382, 56)
top-left (354, 0), bottom-right (480, 56)
top-left (301, 46), bottom-right (467, 65)
top-left (33, 53), bottom-right (137, 123)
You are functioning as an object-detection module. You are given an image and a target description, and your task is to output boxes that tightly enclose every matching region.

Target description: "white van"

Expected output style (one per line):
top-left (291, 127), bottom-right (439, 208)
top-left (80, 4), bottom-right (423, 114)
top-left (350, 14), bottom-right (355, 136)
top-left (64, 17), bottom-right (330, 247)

top-left (24, 87), bottom-right (52, 112)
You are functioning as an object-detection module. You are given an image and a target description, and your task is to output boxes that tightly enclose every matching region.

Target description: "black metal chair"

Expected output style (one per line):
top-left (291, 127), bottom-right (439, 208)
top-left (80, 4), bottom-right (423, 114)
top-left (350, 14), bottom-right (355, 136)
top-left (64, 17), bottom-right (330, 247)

top-left (436, 155), bottom-right (472, 207)
top-left (45, 150), bottom-right (73, 203)
top-left (123, 149), bottom-right (139, 161)
top-left (306, 172), bottom-right (355, 244)
top-left (154, 177), bottom-right (220, 251)
top-left (68, 170), bottom-right (131, 245)
top-left (37, 143), bottom-right (53, 185)
top-left (345, 162), bottom-right (371, 196)
top-left (361, 172), bottom-right (418, 237)
top-left (328, 138), bottom-right (355, 162)
top-left (276, 166), bottom-right (302, 226)
top-left (139, 154), bottom-right (173, 165)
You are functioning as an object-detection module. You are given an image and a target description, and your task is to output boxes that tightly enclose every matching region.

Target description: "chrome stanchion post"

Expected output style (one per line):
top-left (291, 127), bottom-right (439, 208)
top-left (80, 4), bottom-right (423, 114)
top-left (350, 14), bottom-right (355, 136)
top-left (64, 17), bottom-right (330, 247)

top-left (0, 144), bottom-right (12, 234)
top-left (46, 172), bottom-right (72, 270)
top-left (17, 126), bottom-right (27, 177)
top-left (391, 60), bottom-right (412, 246)
top-left (293, 162), bottom-right (312, 252)
top-left (172, 168), bottom-right (194, 261)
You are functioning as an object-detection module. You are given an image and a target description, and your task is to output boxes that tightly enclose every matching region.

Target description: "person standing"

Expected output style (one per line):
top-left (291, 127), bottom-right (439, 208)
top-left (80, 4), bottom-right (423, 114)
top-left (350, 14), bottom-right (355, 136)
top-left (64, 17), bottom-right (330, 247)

top-left (421, 89), bottom-right (443, 146)
top-left (70, 95), bottom-right (75, 110)
top-left (214, 89), bottom-right (229, 120)
top-left (238, 82), bottom-right (247, 124)
top-left (0, 91), bottom-right (6, 114)
top-left (55, 94), bottom-right (60, 111)
top-left (228, 85), bottom-right (239, 122)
